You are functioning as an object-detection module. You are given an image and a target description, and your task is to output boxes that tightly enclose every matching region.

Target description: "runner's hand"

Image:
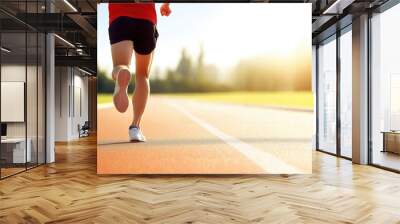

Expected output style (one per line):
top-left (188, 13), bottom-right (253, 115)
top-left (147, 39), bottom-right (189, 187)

top-left (160, 3), bottom-right (171, 16)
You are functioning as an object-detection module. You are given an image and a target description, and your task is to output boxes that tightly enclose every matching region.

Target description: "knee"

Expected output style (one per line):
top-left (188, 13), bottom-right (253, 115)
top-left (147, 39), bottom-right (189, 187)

top-left (113, 65), bottom-right (130, 71)
top-left (112, 65), bottom-right (131, 80)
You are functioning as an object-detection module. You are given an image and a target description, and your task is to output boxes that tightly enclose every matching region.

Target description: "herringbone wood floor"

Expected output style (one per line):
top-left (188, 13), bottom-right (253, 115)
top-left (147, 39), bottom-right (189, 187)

top-left (1, 135), bottom-right (400, 223)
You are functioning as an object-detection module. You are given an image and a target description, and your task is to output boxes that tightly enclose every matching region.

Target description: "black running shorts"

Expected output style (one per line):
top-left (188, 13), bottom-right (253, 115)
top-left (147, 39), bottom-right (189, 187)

top-left (108, 16), bottom-right (159, 55)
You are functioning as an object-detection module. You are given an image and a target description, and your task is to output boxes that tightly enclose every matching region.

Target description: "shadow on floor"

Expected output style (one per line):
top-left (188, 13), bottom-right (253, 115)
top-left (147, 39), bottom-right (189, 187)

top-left (98, 137), bottom-right (311, 146)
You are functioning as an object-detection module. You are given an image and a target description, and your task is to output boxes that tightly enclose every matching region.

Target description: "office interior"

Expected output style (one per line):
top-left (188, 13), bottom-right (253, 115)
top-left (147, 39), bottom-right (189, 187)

top-left (313, 0), bottom-right (400, 172)
top-left (0, 0), bottom-right (96, 179)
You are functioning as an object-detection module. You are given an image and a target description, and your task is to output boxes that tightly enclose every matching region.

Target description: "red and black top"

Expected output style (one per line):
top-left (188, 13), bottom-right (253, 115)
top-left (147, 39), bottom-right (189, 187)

top-left (108, 3), bottom-right (157, 25)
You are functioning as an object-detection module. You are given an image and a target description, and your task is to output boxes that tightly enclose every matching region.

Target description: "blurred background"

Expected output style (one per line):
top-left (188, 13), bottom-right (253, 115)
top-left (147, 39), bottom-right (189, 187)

top-left (97, 3), bottom-right (312, 110)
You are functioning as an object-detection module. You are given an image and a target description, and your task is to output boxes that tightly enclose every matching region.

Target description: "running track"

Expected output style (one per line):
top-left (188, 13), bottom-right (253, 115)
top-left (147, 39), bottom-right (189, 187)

top-left (97, 96), bottom-right (313, 174)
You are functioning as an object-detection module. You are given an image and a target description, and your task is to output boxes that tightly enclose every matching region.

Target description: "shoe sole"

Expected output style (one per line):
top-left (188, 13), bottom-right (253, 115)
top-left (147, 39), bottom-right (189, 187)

top-left (129, 137), bottom-right (146, 142)
top-left (113, 69), bottom-right (131, 113)
top-left (129, 139), bottom-right (146, 143)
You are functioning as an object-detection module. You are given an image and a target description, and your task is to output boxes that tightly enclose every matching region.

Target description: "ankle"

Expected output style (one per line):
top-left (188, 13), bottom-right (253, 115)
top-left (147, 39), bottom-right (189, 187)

top-left (129, 124), bottom-right (139, 129)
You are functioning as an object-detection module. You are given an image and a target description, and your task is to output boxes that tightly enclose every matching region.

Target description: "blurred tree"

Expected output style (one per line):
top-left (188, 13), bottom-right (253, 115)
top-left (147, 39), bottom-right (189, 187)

top-left (175, 48), bottom-right (193, 82)
top-left (232, 55), bottom-right (311, 92)
top-left (195, 44), bottom-right (206, 84)
top-left (98, 46), bottom-right (311, 94)
top-left (97, 69), bottom-right (114, 93)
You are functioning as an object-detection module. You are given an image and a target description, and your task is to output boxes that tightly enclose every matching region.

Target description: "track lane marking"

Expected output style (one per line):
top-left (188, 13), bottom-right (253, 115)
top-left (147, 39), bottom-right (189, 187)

top-left (98, 103), bottom-right (114, 109)
top-left (167, 100), bottom-right (303, 174)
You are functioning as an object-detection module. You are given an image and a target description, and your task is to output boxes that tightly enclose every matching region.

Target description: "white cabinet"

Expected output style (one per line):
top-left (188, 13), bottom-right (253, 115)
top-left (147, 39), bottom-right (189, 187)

top-left (1, 138), bottom-right (32, 163)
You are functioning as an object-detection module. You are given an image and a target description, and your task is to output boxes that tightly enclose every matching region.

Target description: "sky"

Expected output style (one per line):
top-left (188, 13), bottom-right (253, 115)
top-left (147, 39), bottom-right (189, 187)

top-left (97, 3), bottom-right (311, 77)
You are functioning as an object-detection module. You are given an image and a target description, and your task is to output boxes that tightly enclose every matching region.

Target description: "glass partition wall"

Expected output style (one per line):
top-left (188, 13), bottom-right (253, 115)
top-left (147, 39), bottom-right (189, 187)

top-left (316, 26), bottom-right (352, 159)
top-left (0, 31), bottom-right (27, 177)
top-left (339, 27), bottom-right (352, 159)
top-left (315, 0), bottom-right (400, 172)
top-left (370, 2), bottom-right (400, 171)
top-left (317, 35), bottom-right (337, 155)
top-left (0, 1), bottom-right (46, 179)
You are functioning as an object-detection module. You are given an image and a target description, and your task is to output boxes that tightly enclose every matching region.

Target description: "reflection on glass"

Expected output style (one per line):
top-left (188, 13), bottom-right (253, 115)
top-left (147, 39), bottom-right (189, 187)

top-left (318, 37), bottom-right (337, 154)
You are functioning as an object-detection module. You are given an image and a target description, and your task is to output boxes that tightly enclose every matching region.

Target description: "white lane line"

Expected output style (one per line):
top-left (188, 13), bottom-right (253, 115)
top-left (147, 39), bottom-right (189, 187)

top-left (167, 100), bottom-right (302, 174)
top-left (98, 103), bottom-right (114, 109)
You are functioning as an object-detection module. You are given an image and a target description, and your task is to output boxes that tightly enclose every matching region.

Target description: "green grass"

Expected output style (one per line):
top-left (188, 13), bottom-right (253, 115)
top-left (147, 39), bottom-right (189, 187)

top-left (98, 91), bottom-right (314, 110)
top-left (98, 94), bottom-right (114, 104)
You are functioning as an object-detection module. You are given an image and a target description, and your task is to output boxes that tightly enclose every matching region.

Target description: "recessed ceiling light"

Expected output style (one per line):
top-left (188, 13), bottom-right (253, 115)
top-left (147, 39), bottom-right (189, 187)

top-left (1, 47), bottom-right (11, 53)
top-left (54, 34), bottom-right (75, 48)
top-left (63, 0), bottom-right (78, 12)
top-left (78, 67), bottom-right (92, 76)
top-left (323, 0), bottom-right (355, 15)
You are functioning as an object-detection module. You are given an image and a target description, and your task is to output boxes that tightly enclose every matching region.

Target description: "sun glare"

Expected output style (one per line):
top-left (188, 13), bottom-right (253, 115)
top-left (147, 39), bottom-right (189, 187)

top-left (98, 3), bottom-right (311, 76)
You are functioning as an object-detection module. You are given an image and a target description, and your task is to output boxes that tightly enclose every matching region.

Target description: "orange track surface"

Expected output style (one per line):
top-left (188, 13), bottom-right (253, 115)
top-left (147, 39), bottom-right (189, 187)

top-left (97, 97), bottom-right (264, 174)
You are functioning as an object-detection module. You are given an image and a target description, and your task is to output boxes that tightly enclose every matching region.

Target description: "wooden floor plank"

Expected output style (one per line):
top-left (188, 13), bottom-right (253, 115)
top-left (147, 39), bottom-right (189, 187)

top-left (0, 135), bottom-right (400, 223)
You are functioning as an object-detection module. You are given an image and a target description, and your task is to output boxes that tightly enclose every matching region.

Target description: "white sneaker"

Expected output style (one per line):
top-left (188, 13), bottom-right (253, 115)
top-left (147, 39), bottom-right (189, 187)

top-left (129, 126), bottom-right (146, 142)
top-left (112, 66), bottom-right (131, 113)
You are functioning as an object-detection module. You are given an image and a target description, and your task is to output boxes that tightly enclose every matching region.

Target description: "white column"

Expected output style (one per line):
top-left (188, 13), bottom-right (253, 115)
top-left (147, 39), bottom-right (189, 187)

top-left (46, 0), bottom-right (56, 163)
top-left (352, 14), bottom-right (369, 164)
top-left (46, 33), bottom-right (55, 163)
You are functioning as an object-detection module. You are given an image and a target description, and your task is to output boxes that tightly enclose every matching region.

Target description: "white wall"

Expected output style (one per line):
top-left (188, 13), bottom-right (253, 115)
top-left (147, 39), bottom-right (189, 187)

top-left (1, 65), bottom-right (26, 138)
top-left (55, 66), bottom-right (70, 141)
top-left (54, 67), bottom-right (89, 141)
top-left (1, 65), bottom-right (25, 125)
top-left (70, 72), bottom-right (89, 139)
